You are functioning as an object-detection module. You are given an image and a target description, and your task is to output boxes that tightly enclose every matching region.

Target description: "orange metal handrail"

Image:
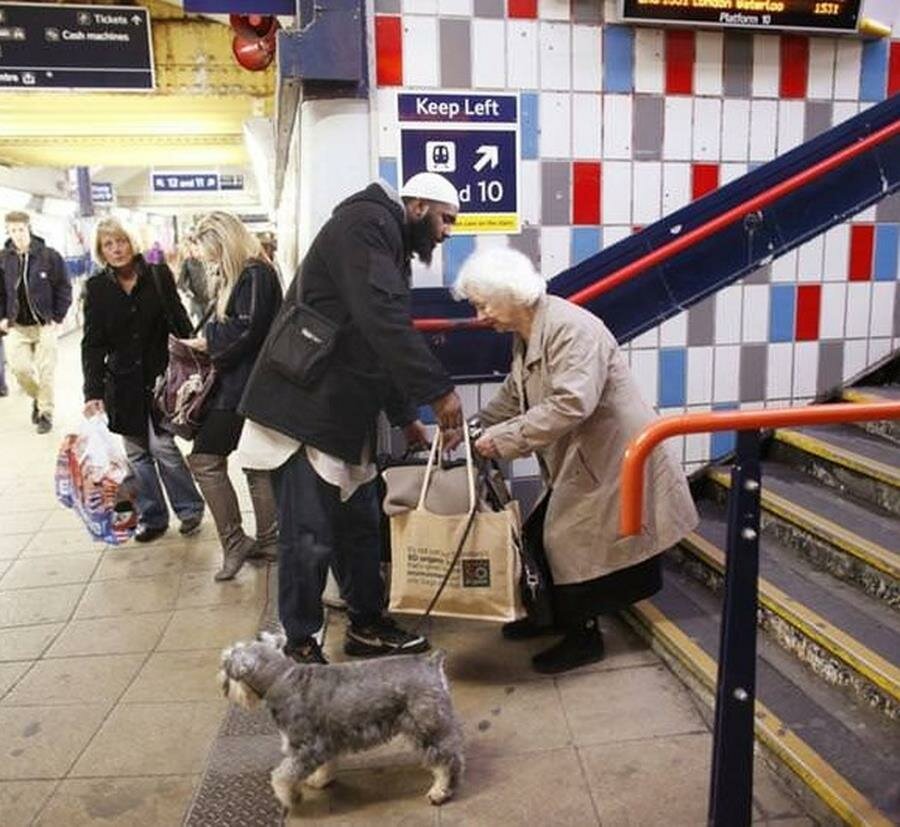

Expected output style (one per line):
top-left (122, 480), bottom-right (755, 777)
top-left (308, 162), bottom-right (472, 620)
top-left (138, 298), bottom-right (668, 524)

top-left (414, 118), bottom-right (900, 333)
top-left (619, 402), bottom-right (900, 536)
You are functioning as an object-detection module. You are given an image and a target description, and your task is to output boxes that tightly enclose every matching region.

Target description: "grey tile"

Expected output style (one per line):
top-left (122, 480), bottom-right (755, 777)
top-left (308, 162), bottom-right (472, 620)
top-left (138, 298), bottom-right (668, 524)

top-left (572, 0), bottom-right (603, 24)
top-left (541, 161), bottom-right (571, 226)
top-left (876, 190), bottom-right (900, 223)
top-left (723, 32), bottom-right (753, 98)
top-left (743, 263), bottom-right (771, 284)
top-left (440, 19), bottom-right (471, 89)
top-left (739, 344), bottom-right (767, 402)
top-left (510, 226), bottom-right (540, 271)
top-left (687, 297), bottom-right (716, 346)
top-left (817, 340), bottom-right (844, 396)
top-left (473, 0), bottom-right (505, 18)
top-left (374, 0), bottom-right (401, 12)
top-left (894, 285), bottom-right (900, 337)
top-left (804, 101), bottom-right (833, 142)
top-left (633, 95), bottom-right (664, 161)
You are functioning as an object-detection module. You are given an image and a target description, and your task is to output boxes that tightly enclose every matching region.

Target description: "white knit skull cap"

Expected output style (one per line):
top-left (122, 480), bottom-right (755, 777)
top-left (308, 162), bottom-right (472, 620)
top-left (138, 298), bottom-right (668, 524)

top-left (399, 172), bottom-right (460, 209)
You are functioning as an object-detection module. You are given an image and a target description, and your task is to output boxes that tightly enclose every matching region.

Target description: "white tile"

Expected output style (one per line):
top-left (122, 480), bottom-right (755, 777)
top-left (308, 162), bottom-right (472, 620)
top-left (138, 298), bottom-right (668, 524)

top-left (720, 163), bottom-right (747, 186)
top-left (602, 94), bottom-right (632, 159)
top-left (822, 224), bottom-right (850, 281)
top-left (843, 339), bottom-right (867, 381)
top-left (572, 93), bottom-right (602, 158)
top-left (520, 160), bottom-right (541, 226)
top-left (540, 22), bottom-right (571, 90)
top-left (540, 226), bottom-right (570, 279)
top-left (834, 39), bottom-right (861, 100)
top-left (601, 161), bottom-right (632, 225)
top-left (751, 35), bottom-right (780, 98)
top-left (478, 382), bottom-right (505, 410)
top-left (742, 285), bottom-right (769, 343)
top-left (692, 98), bottom-right (721, 161)
top-left (796, 234), bottom-right (824, 282)
top-left (819, 283), bottom-right (846, 340)
top-left (539, 0), bottom-right (570, 20)
top-left (572, 25), bottom-right (602, 92)
top-left (404, 0), bottom-right (438, 12)
top-left (807, 38), bottom-right (835, 99)
top-left (631, 328), bottom-right (659, 349)
top-left (749, 100), bottom-right (777, 162)
top-left (685, 432), bottom-right (711, 464)
top-left (831, 100), bottom-right (859, 127)
top-left (714, 285), bottom-right (743, 344)
top-left (472, 20), bottom-right (506, 89)
top-left (438, 0), bottom-right (472, 12)
top-left (871, 283), bottom-right (896, 338)
top-left (539, 92), bottom-right (571, 158)
top-left (721, 99), bottom-right (750, 162)
top-left (694, 31), bottom-right (723, 96)
top-left (660, 312), bottom-right (687, 347)
top-left (456, 382), bottom-right (480, 413)
top-left (512, 456), bottom-right (540, 477)
top-left (634, 28), bottom-right (664, 94)
top-left (868, 338), bottom-right (893, 364)
top-left (411, 245), bottom-right (443, 287)
top-left (663, 97), bottom-right (693, 160)
top-left (845, 283), bottom-right (872, 338)
top-left (632, 162), bottom-right (662, 225)
top-left (402, 17), bottom-right (439, 87)
top-left (662, 162), bottom-right (691, 215)
top-left (777, 100), bottom-right (805, 156)
top-left (713, 345), bottom-right (740, 402)
top-left (507, 20), bottom-right (539, 89)
top-left (687, 346), bottom-right (713, 405)
top-left (793, 342), bottom-right (819, 398)
top-left (771, 249), bottom-right (797, 283)
top-left (376, 89), bottom-right (398, 157)
top-left (602, 224), bottom-right (631, 247)
top-left (855, 204), bottom-right (877, 223)
top-left (630, 349), bottom-right (659, 408)
top-left (603, 0), bottom-right (619, 22)
top-left (766, 342), bottom-right (793, 399)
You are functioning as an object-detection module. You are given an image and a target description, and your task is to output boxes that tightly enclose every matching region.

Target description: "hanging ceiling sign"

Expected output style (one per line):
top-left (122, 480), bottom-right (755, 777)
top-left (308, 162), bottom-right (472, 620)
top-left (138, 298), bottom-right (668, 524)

top-left (150, 171), bottom-right (245, 193)
top-left (0, 3), bottom-right (154, 91)
top-left (398, 92), bottom-right (520, 235)
top-left (91, 182), bottom-right (115, 204)
top-left (620, 0), bottom-right (862, 32)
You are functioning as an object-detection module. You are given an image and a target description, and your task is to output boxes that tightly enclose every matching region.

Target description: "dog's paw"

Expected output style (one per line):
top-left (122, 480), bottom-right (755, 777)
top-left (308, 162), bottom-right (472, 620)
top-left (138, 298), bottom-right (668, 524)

top-left (427, 785), bottom-right (453, 806)
top-left (271, 771), bottom-right (301, 809)
top-left (304, 762), bottom-right (335, 789)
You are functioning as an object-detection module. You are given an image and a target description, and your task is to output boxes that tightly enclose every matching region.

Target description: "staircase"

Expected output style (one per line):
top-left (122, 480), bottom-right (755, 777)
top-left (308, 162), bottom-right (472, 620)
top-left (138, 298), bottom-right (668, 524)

top-left (625, 369), bottom-right (900, 825)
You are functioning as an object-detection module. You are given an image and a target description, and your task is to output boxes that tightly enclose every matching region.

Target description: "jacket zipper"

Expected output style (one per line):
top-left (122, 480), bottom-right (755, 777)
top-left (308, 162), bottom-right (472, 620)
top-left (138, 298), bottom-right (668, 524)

top-left (18, 251), bottom-right (45, 325)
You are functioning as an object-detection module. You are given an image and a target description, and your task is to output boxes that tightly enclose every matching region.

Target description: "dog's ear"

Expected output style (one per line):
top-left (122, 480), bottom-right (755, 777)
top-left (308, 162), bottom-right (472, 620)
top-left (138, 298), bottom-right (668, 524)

top-left (258, 630), bottom-right (287, 650)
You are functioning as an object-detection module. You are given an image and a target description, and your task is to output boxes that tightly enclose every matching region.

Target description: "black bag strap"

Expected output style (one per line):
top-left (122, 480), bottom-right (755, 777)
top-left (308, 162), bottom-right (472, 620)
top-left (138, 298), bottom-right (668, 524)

top-left (193, 301), bottom-right (216, 336)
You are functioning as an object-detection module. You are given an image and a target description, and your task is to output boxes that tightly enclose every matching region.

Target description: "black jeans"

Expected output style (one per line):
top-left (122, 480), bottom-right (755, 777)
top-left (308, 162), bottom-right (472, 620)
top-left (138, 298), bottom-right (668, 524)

top-left (271, 448), bottom-right (384, 644)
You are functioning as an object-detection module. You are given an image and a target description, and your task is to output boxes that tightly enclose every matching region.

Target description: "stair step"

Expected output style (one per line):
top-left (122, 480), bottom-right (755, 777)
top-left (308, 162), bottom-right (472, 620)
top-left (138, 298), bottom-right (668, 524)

top-left (841, 386), bottom-right (900, 445)
top-left (682, 502), bottom-right (900, 718)
top-left (771, 425), bottom-right (900, 515)
top-left (627, 567), bottom-right (900, 826)
top-left (707, 464), bottom-right (898, 608)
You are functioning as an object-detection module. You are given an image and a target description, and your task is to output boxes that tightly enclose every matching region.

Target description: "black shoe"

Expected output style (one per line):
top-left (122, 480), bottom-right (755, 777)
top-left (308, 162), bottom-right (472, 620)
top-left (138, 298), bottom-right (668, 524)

top-left (284, 638), bottom-right (328, 665)
top-left (179, 513), bottom-right (203, 535)
top-left (31, 400), bottom-right (38, 423)
top-left (532, 622), bottom-right (605, 675)
top-left (502, 617), bottom-right (561, 640)
top-left (134, 523), bottom-right (168, 543)
top-left (35, 413), bottom-right (52, 434)
top-left (344, 616), bottom-right (430, 657)
top-left (0, 385), bottom-right (8, 397)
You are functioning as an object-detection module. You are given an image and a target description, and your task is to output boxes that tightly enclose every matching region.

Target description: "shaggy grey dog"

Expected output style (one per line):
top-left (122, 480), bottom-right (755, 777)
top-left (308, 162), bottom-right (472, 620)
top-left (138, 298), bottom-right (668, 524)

top-left (219, 634), bottom-right (464, 811)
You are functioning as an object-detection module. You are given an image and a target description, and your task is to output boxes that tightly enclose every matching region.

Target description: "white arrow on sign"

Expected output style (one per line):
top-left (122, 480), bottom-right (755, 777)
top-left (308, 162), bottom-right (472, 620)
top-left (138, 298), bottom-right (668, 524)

top-left (132, 14), bottom-right (143, 25)
top-left (473, 145), bottom-right (499, 173)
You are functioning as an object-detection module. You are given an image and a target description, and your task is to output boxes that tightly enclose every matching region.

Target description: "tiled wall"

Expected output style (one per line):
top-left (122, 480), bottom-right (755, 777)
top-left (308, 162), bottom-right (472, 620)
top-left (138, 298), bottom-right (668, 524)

top-left (373, 0), bottom-right (900, 470)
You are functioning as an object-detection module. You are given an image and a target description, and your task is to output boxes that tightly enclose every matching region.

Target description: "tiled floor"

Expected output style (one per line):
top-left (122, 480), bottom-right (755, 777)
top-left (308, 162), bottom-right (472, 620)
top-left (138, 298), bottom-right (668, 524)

top-left (0, 335), bottom-right (811, 825)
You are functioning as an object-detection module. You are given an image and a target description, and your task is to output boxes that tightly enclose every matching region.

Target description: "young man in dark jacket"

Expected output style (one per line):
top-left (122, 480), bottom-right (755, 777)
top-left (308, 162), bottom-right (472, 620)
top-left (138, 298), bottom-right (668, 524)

top-left (239, 173), bottom-right (464, 663)
top-left (0, 211), bottom-right (72, 433)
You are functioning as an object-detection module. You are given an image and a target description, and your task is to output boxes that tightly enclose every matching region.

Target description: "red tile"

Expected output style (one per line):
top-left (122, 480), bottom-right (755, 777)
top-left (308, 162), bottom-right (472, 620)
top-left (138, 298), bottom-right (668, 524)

top-left (779, 35), bottom-right (809, 99)
top-left (692, 164), bottom-right (719, 200)
top-left (572, 162), bottom-right (601, 225)
top-left (507, 0), bottom-right (538, 18)
top-left (889, 41), bottom-right (900, 97)
top-left (848, 225), bottom-right (874, 281)
top-left (665, 30), bottom-right (695, 95)
top-left (795, 285), bottom-right (821, 341)
top-left (375, 16), bottom-right (402, 87)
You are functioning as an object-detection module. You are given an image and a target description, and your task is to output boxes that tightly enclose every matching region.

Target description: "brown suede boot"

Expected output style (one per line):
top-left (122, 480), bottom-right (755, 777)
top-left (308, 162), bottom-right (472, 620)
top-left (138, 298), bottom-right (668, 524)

top-left (244, 469), bottom-right (278, 563)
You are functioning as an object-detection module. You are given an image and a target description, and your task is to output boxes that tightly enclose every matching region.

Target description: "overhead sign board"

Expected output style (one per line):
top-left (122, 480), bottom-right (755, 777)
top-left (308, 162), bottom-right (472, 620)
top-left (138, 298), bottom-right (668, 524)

top-left (151, 171), bottom-right (245, 193)
top-left (398, 92), bottom-right (520, 235)
top-left (0, 3), bottom-right (154, 91)
top-left (184, 0), bottom-right (294, 12)
top-left (91, 182), bottom-right (115, 204)
top-left (620, 0), bottom-right (861, 33)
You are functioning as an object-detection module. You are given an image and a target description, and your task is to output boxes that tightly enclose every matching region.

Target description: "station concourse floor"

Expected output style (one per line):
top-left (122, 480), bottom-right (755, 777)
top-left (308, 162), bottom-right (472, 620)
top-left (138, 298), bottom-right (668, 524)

top-left (0, 333), bottom-right (811, 826)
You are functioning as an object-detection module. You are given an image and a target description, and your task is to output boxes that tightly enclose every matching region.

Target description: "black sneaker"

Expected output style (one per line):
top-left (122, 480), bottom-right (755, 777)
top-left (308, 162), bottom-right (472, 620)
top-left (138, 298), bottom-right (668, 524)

top-left (134, 523), bottom-right (168, 543)
top-left (502, 617), bottom-right (561, 640)
top-left (531, 622), bottom-right (605, 675)
top-left (344, 616), bottom-right (430, 657)
top-left (178, 513), bottom-right (203, 535)
top-left (36, 413), bottom-right (52, 434)
top-left (284, 638), bottom-right (328, 665)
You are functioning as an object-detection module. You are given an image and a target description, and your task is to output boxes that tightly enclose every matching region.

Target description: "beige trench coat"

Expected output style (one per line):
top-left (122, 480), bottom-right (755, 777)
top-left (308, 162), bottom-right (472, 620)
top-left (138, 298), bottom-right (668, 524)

top-left (479, 295), bottom-right (698, 586)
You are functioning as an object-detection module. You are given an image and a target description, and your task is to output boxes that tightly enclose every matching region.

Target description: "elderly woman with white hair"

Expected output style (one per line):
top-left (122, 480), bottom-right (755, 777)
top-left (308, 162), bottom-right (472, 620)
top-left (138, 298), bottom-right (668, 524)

top-left (454, 247), bottom-right (698, 674)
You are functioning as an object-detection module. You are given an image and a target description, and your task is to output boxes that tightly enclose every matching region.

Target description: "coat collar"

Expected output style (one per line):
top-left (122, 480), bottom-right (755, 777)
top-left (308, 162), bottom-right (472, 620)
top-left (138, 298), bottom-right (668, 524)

top-left (522, 295), bottom-right (549, 368)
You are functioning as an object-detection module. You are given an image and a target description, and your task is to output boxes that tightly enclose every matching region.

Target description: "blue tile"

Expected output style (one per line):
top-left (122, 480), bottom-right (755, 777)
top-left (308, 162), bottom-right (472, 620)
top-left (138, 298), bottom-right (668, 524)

top-left (860, 39), bottom-right (889, 102)
top-left (570, 227), bottom-right (602, 265)
top-left (603, 26), bottom-right (634, 93)
top-left (658, 348), bottom-right (687, 408)
top-left (710, 402), bottom-right (737, 458)
top-left (521, 92), bottom-right (539, 160)
top-left (418, 405), bottom-right (436, 425)
top-left (442, 235), bottom-right (476, 287)
top-left (768, 284), bottom-right (796, 342)
top-left (379, 157), bottom-right (398, 189)
top-left (873, 224), bottom-right (899, 281)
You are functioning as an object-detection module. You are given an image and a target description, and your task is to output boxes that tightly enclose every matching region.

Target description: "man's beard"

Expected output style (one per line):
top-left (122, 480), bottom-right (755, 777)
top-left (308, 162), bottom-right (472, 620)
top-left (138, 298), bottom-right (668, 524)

top-left (409, 216), bottom-right (436, 265)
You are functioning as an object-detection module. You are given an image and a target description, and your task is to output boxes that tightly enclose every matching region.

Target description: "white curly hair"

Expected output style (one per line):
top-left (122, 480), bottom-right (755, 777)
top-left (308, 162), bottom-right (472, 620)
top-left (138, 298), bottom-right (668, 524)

top-left (452, 246), bottom-right (546, 307)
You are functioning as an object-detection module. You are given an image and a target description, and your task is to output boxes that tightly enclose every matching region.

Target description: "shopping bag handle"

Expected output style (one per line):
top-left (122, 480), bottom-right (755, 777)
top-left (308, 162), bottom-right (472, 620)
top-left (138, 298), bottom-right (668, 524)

top-left (415, 423), bottom-right (476, 515)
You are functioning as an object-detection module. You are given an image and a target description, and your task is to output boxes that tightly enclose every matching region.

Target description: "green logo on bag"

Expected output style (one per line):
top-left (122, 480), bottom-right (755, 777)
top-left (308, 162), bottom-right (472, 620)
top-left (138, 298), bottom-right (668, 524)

top-left (462, 559), bottom-right (491, 588)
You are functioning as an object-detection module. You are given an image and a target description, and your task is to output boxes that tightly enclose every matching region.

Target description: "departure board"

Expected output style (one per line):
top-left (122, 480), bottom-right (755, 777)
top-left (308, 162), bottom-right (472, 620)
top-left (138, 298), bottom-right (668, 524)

top-left (620, 0), bottom-right (862, 33)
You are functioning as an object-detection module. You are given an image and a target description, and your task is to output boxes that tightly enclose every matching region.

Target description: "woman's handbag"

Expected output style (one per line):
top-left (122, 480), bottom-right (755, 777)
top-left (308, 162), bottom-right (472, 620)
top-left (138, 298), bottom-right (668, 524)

top-left (154, 334), bottom-right (217, 439)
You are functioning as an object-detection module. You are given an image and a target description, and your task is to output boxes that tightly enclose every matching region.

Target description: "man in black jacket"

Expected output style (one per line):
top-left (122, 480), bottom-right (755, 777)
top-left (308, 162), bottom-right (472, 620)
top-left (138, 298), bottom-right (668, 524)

top-left (0, 211), bottom-right (72, 433)
top-left (239, 173), bottom-right (464, 663)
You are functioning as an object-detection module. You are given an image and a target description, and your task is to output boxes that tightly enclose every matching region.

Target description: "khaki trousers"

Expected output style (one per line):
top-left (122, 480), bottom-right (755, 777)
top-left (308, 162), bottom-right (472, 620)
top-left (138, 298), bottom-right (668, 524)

top-left (6, 323), bottom-right (58, 415)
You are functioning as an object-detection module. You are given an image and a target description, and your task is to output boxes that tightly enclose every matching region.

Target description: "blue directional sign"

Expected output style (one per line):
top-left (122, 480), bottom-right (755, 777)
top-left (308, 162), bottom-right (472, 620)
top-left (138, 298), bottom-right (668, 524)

top-left (398, 92), bottom-right (520, 234)
top-left (0, 3), bottom-right (154, 91)
top-left (91, 182), bottom-right (115, 204)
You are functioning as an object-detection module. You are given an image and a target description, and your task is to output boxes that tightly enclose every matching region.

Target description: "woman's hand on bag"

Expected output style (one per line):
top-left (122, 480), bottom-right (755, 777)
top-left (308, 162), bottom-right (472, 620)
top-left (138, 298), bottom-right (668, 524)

top-left (84, 399), bottom-right (105, 418)
top-left (181, 336), bottom-right (207, 352)
top-left (403, 420), bottom-right (430, 452)
top-left (474, 433), bottom-right (500, 458)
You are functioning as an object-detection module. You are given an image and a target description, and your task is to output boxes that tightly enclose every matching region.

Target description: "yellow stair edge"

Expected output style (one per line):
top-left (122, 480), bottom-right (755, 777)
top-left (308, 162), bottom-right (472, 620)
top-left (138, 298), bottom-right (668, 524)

top-left (680, 532), bottom-right (900, 705)
top-left (627, 600), bottom-right (894, 827)
top-left (707, 468), bottom-right (899, 582)
top-left (775, 428), bottom-right (900, 489)
top-left (842, 389), bottom-right (889, 405)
